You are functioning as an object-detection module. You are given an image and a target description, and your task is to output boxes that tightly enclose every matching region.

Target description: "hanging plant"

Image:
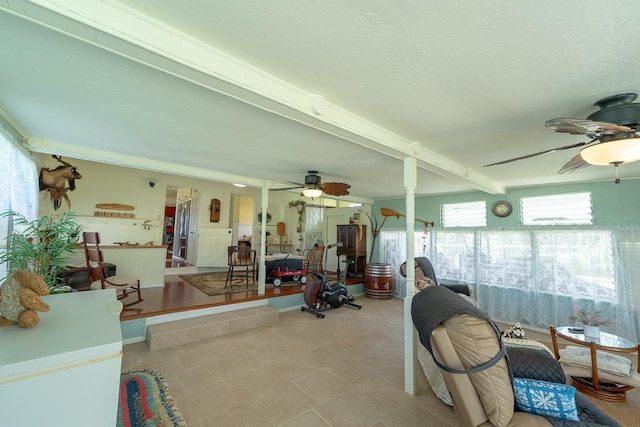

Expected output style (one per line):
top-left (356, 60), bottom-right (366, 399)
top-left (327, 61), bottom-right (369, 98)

top-left (288, 200), bottom-right (306, 254)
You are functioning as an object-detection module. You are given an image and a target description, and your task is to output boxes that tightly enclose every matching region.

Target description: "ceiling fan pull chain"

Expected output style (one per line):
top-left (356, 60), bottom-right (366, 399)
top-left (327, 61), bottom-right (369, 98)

top-left (614, 162), bottom-right (621, 184)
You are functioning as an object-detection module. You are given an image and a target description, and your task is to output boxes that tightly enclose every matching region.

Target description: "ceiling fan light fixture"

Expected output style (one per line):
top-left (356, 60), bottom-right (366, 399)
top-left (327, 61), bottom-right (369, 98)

top-left (580, 136), bottom-right (640, 165)
top-left (302, 188), bottom-right (323, 198)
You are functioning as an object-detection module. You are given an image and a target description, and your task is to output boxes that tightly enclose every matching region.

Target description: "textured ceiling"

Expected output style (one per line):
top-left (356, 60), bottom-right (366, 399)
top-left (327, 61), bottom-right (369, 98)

top-left (2, 0), bottom-right (640, 201)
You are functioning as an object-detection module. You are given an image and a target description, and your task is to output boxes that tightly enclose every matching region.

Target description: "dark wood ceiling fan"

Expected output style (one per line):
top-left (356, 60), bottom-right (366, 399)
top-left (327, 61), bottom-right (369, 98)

top-left (270, 170), bottom-right (351, 196)
top-left (484, 93), bottom-right (640, 182)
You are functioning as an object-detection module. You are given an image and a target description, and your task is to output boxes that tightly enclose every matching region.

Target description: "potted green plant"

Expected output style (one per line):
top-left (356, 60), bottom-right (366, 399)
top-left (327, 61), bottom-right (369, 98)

top-left (0, 210), bottom-right (81, 290)
top-left (568, 306), bottom-right (615, 337)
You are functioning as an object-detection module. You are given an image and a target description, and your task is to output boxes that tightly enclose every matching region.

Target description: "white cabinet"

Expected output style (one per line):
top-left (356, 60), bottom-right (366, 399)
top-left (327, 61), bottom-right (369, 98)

top-left (0, 289), bottom-right (123, 427)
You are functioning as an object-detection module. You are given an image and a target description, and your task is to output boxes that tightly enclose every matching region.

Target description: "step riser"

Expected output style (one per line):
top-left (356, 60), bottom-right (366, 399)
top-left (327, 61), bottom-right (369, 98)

top-left (146, 305), bottom-right (278, 351)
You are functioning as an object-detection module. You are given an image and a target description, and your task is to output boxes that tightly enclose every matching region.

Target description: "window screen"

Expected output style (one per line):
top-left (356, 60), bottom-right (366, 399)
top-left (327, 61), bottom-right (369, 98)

top-left (442, 201), bottom-right (487, 227)
top-left (521, 192), bottom-right (592, 225)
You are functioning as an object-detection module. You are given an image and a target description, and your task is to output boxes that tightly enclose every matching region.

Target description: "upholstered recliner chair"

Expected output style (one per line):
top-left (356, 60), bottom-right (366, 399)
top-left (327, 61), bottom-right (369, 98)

top-left (412, 286), bottom-right (620, 427)
top-left (400, 256), bottom-right (472, 296)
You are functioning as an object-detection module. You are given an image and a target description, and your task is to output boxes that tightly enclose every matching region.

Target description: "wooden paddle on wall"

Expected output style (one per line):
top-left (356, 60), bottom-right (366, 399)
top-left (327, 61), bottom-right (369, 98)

top-left (380, 207), bottom-right (434, 227)
top-left (277, 222), bottom-right (286, 243)
top-left (95, 203), bottom-right (135, 210)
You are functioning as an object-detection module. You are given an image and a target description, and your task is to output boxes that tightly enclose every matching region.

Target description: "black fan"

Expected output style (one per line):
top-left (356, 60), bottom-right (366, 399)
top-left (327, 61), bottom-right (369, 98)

top-left (484, 93), bottom-right (640, 181)
top-left (271, 171), bottom-right (351, 196)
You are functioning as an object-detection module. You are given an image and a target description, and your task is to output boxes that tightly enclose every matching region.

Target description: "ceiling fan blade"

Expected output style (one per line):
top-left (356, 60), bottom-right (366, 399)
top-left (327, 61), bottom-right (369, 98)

top-left (545, 118), bottom-right (633, 136)
top-left (558, 153), bottom-right (591, 174)
top-left (274, 171), bottom-right (351, 196)
top-left (270, 186), bottom-right (303, 191)
top-left (322, 182), bottom-right (350, 196)
top-left (483, 142), bottom-right (588, 167)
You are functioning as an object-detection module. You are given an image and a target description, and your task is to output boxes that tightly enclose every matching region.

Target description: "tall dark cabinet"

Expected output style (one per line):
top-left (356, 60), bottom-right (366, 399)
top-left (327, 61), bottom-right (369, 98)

top-left (336, 224), bottom-right (367, 277)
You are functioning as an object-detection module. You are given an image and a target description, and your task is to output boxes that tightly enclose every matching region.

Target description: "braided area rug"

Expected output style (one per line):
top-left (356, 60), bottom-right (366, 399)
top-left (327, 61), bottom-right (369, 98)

top-left (117, 369), bottom-right (186, 427)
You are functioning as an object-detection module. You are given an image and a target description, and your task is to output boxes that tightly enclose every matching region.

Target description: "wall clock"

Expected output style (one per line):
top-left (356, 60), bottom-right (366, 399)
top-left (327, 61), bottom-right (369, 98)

top-left (491, 201), bottom-right (512, 217)
top-left (257, 212), bottom-right (272, 224)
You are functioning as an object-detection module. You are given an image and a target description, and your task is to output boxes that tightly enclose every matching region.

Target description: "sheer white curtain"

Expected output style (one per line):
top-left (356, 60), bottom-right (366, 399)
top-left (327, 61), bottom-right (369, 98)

top-left (381, 227), bottom-right (640, 342)
top-left (381, 229), bottom-right (430, 297)
top-left (303, 205), bottom-right (324, 249)
top-left (475, 229), bottom-right (635, 341)
top-left (615, 228), bottom-right (640, 340)
top-left (0, 127), bottom-right (38, 281)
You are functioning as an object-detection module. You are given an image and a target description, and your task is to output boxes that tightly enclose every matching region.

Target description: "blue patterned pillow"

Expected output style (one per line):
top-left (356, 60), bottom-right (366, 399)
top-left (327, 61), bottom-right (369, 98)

top-left (512, 378), bottom-right (579, 421)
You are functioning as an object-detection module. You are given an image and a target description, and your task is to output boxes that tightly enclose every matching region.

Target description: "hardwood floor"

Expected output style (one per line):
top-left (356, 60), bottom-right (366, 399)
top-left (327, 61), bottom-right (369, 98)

top-left (120, 274), bottom-right (305, 321)
top-left (120, 266), bottom-right (362, 321)
top-left (165, 257), bottom-right (192, 268)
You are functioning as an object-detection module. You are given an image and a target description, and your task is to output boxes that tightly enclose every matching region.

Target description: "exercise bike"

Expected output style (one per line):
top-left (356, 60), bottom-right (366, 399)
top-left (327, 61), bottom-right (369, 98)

top-left (301, 242), bottom-right (362, 318)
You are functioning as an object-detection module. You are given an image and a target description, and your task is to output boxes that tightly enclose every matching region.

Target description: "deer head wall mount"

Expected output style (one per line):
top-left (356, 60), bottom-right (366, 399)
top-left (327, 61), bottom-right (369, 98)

top-left (38, 155), bottom-right (82, 211)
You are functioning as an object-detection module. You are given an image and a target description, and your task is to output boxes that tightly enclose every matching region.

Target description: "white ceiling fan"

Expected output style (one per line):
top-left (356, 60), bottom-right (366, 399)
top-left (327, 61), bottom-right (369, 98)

top-left (485, 93), bottom-right (640, 183)
top-left (270, 171), bottom-right (351, 197)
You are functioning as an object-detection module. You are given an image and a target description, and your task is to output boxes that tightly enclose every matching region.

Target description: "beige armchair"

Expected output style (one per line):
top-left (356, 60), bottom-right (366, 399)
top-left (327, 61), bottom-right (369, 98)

top-left (430, 315), bottom-right (547, 426)
top-left (412, 286), bottom-right (620, 427)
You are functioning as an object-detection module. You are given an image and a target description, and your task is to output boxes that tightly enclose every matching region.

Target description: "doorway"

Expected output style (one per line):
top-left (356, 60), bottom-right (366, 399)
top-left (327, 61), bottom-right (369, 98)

top-left (164, 186), bottom-right (199, 268)
top-left (230, 194), bottom-right (254, 247)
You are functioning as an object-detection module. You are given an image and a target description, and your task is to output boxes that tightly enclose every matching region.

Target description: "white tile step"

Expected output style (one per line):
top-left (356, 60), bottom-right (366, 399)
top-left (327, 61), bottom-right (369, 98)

top-left (146, 305), bottom-right (279, 351)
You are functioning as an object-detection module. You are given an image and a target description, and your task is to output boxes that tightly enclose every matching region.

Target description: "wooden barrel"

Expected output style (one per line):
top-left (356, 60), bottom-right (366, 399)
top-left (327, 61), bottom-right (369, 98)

top-left (364, 263), bottom-right (394, 299)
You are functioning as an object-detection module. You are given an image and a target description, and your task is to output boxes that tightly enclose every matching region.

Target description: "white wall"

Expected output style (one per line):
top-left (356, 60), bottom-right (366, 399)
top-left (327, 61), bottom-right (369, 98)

top-left (35, 154), bottom-right (372, 264)
top-left (36, 155), bottom-right (261, 246)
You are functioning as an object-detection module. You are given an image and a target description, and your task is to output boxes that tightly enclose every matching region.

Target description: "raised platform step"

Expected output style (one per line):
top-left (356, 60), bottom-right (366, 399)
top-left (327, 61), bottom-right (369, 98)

top-left (146, 305), bottom-right (279, 351)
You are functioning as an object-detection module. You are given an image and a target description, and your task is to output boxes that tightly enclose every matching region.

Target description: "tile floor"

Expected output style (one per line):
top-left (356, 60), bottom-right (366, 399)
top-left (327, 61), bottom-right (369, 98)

top-left (121, 297), bottom-right (458, 426)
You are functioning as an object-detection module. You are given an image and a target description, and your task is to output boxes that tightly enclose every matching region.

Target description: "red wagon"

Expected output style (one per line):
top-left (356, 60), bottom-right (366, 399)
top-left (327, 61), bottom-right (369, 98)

top-left (270, 266), bottom-right (308, 287)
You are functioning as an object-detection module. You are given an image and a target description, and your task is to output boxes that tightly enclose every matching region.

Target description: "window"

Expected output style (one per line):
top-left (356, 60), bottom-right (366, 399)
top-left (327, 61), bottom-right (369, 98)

top-left (380, 226), bottom-right (639, 343)
top-left (478, 231), bottom-right (532, 290)
top-left (521, 192), bottom-right (592, 225)
top-left (303, 205), bottom-right (324, 249)
top-left (432, 230), bottom-right (476, 283)
top-left (0, 127), bottom-right (38, 281)
top-left (441, 201), bottom-right (487, 227)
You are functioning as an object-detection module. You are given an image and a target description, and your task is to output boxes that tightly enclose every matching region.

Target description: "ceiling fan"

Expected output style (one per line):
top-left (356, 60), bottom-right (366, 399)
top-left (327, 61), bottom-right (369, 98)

top-left (271, 170), bottom-right (351, 197)
top-left (484, 93), bottom-right (640, 183)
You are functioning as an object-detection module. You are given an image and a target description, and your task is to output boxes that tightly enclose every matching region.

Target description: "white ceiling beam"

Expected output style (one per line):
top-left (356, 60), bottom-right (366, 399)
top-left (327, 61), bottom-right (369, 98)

top-left (6, 0), bottom-right (505, 194)
top-left (27, 137), bottom-right (267, 188)
top-left (27, 137), bottom-right (378, 204)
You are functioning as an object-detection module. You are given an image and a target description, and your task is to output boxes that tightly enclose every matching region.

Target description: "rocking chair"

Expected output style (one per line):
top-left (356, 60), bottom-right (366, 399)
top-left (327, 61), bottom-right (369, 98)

top-left (83, 231), bottom-right (143, 306)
